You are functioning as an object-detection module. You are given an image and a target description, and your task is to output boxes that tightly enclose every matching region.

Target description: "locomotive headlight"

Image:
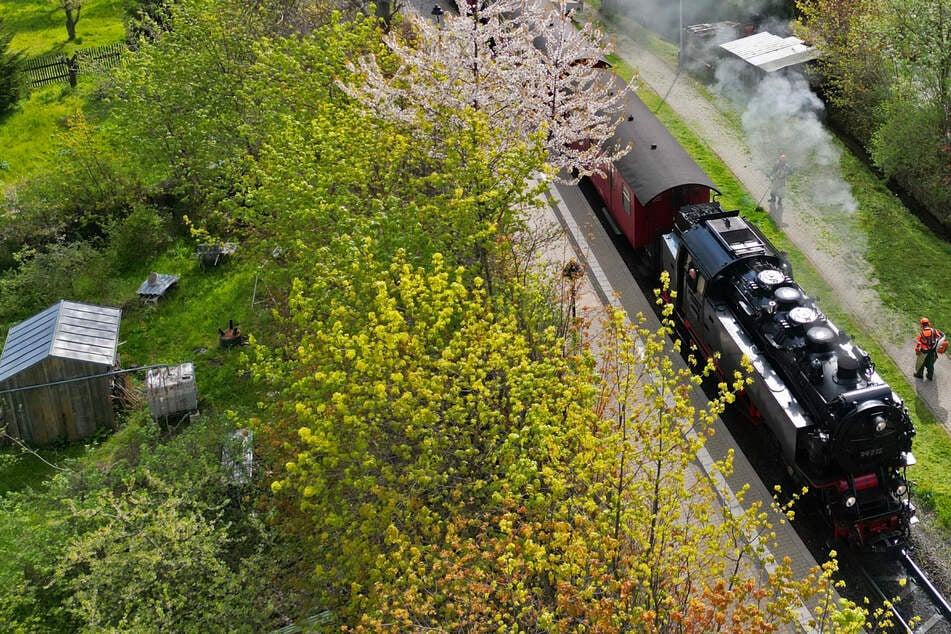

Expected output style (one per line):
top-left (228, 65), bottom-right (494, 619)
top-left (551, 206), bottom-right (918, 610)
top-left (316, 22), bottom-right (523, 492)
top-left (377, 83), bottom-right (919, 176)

top-left (874, 415), bottom-right (887, 433)
top-left (845, 496), bottom-right (857, 508)
top-left (896, 484), bottom-right (908, 496)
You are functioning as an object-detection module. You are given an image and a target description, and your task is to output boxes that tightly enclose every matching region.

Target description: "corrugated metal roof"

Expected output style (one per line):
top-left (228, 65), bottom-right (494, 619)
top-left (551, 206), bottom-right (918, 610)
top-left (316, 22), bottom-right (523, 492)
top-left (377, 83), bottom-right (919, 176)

top-left (137, 272), bottom-right (179, 299)
top-left (719, 32), bottom-right (819, 73)
top-left (0, 300), bottom-right (121, 383)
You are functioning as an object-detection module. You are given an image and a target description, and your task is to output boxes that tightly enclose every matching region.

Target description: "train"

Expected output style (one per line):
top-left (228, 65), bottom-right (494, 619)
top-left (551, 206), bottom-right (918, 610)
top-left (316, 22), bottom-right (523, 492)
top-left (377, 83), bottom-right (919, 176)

top-left (588, 78), bottom-right (917, 550)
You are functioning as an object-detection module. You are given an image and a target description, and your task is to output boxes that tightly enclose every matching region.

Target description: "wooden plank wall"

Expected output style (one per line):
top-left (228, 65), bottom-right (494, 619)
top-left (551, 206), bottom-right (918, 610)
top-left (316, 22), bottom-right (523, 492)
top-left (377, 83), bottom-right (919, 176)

top-left (0, 359), bottom-right (113, 445)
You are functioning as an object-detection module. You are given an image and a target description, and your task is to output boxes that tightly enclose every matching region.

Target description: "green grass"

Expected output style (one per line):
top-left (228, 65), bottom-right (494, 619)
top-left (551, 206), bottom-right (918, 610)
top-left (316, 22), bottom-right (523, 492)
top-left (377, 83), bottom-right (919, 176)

top-left (0, 0), bottom-right (275, 510)
top-left (0, 0), bottom-right (125, 184)
top-left (0, 238), bottom-right (271, 491)
top-left (2, 0), bottom-right (126, 55)
top-left (0, 444), bottom-right (86, 494)
top-left (0, 83), bottom-right (93, 183)
top-left (116, 244), bottom-right (272, 416)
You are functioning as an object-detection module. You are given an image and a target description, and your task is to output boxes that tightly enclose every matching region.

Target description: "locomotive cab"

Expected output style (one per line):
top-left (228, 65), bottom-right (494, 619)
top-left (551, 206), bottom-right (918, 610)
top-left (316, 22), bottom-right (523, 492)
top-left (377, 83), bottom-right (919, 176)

top-left (660, 204), bottom-right (788, 353)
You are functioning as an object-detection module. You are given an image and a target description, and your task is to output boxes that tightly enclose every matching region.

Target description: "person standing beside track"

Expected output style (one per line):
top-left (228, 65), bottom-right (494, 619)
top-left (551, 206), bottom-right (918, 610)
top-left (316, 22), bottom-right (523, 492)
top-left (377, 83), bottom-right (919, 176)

top-left (768, 154), bottom-right (790, 209)
top-left (915, 317), bottom-right (946, 380)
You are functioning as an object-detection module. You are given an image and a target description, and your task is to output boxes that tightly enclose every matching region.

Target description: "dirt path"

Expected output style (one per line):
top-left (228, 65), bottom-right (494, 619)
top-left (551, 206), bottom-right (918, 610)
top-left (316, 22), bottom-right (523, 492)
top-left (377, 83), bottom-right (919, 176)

top-left (594, 14), bottom-right (951, 430)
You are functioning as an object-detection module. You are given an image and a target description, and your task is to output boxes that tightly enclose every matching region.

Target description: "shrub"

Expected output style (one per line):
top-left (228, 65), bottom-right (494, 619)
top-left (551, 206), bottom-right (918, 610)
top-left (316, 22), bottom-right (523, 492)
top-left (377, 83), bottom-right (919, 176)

top-left (0, 242), bottom-right (110, 323)
top-left (871, 98), bottom-right (951, 225)
top-left (0, 19), bottom-right (25, 117)
top-left (105, 203), bottom-right (173, 272)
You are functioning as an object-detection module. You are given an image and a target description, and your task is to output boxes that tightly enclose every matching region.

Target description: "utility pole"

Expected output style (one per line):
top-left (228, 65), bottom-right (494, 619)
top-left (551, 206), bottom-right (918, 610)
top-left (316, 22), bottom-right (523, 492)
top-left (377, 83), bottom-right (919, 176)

top-left (678, 0), bottom-right (683, 67)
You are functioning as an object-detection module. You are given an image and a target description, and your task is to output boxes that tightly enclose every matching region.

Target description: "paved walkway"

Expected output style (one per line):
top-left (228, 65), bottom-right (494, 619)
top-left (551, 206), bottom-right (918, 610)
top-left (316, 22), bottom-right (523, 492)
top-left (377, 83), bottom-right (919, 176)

top-left (590, 10), bottom-right (951, 431)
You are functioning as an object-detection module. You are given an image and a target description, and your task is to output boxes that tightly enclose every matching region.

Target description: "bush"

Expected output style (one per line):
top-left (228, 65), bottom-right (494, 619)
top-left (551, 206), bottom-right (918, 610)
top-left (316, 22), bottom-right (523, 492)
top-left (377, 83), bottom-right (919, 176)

top-left (0, 19), bottom-right (25, 117)
top-left (105, 203), bottom-right (173, 272)
top-left (871, 98), bottom-right (951, 225)
top-left (0, 242), bottom-right (111, 323)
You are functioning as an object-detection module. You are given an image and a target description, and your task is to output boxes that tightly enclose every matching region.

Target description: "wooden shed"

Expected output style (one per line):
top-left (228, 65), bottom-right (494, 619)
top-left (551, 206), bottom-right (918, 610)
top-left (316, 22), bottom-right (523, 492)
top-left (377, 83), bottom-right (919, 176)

top-left (0, 300), bottom-right (121, 445)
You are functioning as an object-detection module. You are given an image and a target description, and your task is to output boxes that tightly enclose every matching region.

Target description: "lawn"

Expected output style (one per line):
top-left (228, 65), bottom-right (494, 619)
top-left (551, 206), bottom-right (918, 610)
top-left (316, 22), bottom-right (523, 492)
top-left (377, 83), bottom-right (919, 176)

top-left (0, 443), bottom-right (86, 494)
top-left (0, 0), bottom-right (126, 184)
top-left (2, 0), bottom-right (126, 55)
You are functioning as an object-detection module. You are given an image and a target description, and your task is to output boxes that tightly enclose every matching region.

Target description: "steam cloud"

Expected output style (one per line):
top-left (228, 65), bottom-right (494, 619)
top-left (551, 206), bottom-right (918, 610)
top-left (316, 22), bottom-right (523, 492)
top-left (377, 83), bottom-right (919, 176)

top-left (611, 0), bottom-right (856, 215)
top-left (716, 62), bottom-right (858, 214)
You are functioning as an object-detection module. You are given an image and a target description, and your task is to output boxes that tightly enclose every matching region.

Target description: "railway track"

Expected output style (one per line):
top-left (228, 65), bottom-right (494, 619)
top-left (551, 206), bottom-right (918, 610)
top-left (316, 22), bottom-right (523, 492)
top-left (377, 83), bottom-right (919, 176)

top-left (842, 548), bottom-right (951, 632)
top-left (578, 180), bottom-right (951, 633)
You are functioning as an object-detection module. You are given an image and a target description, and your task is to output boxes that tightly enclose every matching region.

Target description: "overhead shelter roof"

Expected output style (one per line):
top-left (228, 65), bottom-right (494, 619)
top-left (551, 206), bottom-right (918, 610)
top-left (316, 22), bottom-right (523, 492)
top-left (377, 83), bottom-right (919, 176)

top-left (609, 84), bottom-right (719, 205)
top-left (718, 31), bottom-right (819, 73)
top-left (0, 300), bottom-right (121, 383)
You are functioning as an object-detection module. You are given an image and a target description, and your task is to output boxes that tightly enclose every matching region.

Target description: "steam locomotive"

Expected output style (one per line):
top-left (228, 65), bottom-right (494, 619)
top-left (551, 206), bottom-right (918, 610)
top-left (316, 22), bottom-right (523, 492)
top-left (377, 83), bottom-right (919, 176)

top-left (589, 82), bottom-right (916, 550)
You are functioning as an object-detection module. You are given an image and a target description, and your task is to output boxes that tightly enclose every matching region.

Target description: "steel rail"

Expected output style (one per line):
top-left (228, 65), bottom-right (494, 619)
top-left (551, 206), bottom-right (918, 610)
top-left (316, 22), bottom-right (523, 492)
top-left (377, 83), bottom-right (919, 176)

top-left (856, 559), bottom-right (915, 633)
top-left (902, 550), bottom-right (951, 622)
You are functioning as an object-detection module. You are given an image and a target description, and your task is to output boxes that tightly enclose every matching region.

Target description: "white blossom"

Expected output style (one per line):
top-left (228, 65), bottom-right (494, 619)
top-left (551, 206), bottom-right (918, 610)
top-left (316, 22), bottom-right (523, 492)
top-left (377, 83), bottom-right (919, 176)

top-left (344, 0), bottom-right (635, 182)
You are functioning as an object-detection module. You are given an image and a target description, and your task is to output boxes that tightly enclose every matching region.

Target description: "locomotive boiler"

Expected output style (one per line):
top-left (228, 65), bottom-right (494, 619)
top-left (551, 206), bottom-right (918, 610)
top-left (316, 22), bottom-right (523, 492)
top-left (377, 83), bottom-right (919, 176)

top-left (658, 202), bottom-right (916, 549)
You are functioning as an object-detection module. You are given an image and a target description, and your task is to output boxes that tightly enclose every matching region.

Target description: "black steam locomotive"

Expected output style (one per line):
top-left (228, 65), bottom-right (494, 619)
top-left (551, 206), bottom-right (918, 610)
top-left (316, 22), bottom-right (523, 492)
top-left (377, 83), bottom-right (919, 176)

top-left (592, 84), bottom-right (916, 549)
top-left (659, 203), bottom-right (916, 549)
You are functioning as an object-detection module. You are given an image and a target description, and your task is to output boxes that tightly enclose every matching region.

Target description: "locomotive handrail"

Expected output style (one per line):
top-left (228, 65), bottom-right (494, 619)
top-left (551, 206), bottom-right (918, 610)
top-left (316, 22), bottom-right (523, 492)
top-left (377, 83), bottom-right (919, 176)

top-left (831, 383), bottom-right (893, 407)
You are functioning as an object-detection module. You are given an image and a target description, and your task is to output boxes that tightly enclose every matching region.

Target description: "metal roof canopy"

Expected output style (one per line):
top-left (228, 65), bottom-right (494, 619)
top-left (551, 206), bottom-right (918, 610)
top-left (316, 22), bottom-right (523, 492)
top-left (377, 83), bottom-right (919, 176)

top-left (137, 272), bottom-right (180, 302)
top-left (718, 31), bottom-right (819, 73)
top-left (0, 300), bottom-right (121, 383)
top-left (608, 77), bottom-right (719, 205)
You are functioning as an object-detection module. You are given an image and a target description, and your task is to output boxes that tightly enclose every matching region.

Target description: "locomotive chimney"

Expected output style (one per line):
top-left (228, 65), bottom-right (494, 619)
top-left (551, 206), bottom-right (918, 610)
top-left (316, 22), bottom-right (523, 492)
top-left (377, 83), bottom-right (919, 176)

top-left (835, 348), bottom-right (860, 384)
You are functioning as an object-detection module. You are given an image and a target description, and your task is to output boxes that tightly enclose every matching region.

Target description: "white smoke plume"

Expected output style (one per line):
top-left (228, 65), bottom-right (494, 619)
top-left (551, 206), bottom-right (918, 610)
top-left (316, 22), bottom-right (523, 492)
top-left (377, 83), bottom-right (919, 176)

top-left (609, 0), bottom-right (857, 214)
top-left (606, 0), bottom-right (789, 40)
top-left (723, 67), bottom-right (858, 214)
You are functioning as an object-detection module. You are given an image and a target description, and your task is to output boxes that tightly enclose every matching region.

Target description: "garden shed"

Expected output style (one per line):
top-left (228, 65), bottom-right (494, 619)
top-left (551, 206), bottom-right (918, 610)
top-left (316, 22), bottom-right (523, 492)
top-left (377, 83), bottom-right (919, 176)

top-left (0, 300), bottom-right (122, 445)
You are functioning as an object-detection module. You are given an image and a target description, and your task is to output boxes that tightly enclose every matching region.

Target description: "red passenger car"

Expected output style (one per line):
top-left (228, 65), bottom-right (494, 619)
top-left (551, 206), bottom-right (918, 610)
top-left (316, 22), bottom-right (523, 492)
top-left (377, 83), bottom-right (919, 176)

top-left (590, 88), bottom-right (719, 253)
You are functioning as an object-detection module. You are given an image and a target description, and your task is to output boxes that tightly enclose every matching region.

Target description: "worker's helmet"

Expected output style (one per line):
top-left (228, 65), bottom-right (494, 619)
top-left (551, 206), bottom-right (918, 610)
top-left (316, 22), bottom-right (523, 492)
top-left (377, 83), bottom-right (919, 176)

top-left (921, 317), bottom-right (931, 326)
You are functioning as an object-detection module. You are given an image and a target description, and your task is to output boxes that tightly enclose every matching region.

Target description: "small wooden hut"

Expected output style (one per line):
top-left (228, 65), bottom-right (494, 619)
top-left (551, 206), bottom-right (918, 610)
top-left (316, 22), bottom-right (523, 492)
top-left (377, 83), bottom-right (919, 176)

top-left (0, 300), bottom-right (122, 444)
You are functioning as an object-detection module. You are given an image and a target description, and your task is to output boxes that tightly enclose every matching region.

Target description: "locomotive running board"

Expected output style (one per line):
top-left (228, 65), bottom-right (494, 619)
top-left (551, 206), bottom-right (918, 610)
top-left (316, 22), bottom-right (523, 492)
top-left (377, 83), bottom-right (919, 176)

top-left (711, 303), bottom-right (812, 466)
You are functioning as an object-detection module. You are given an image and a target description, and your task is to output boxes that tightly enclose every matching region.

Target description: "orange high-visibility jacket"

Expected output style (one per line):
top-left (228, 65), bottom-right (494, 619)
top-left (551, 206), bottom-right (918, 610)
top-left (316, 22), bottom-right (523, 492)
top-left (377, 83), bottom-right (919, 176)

top-left (916, 326), bottom-right (943, 353)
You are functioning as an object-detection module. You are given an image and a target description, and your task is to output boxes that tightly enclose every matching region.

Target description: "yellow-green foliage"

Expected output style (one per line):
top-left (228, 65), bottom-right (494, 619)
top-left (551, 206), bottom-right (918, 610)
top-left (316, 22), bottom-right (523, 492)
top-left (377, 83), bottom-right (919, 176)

top-left (255, 247), bottom-right (870, 630)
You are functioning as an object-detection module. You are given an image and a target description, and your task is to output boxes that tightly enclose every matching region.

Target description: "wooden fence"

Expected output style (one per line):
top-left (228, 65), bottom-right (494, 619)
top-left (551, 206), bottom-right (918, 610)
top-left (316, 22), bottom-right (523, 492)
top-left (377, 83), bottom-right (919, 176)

top-left (23, 42), bottom-right (125, 88)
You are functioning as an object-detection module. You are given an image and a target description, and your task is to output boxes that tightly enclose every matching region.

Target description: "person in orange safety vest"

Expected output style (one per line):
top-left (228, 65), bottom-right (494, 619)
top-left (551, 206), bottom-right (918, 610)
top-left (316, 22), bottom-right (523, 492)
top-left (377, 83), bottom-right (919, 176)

top-left (915, 317), bottom-right (946, 380)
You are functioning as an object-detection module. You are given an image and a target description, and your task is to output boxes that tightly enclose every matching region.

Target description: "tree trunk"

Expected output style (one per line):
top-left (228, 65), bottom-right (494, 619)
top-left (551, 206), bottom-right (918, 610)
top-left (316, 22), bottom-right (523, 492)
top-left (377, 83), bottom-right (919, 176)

top-left (64, 7), bottom-right (80, 41)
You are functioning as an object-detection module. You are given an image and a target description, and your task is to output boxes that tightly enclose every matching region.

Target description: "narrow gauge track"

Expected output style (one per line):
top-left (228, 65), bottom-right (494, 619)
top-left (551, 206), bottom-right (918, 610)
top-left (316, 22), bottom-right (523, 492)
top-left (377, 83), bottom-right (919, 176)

top-left (577, 180), bottom-right (951, 633)
top-left (845, 550), bottom-right (951, 633)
